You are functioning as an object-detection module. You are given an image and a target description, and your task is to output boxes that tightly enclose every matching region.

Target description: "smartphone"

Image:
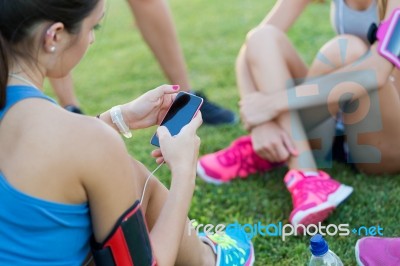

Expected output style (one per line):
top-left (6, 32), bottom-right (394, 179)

top-left (150, 91), bottom-right (203, 147)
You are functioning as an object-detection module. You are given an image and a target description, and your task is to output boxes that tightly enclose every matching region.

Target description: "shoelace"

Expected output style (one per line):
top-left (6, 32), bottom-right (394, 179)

top-left (217, 139), bottom-right (269, 176)
top-left (208, 234), bottom-right (247, 264)
top-left (291, 178), bottom-right (338, 208)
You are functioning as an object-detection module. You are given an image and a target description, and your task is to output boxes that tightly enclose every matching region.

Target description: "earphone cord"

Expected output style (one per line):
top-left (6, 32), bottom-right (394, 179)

top-left (140, 161), bottom-right (164, 204)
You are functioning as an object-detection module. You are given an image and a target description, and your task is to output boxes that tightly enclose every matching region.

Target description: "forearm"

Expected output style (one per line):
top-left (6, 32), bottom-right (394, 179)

top-left (96, 104), bottom-right (140, 134)
top-left (127, 0), bottom-right (190, 91)
top-left (259, 0), bottom-right (310, 31)
top-left (149, 171), bottom-right (195, 266)
top-left (96, 106), bottom-right (130, 133)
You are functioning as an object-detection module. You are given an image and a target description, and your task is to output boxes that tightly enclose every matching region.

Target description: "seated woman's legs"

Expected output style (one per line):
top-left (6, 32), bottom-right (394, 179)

top-left (303, 35), bottom-right (369, 164)
top-left (198, 25), bottom-right (310, 184)
top-left (137, 159), bottom-right (254, 266)
top-left (137, 160), bottom-right (214, 266)
top-left (305, 35), bottom-right (400, 174)
top-left (198, 26), bottom-right (353, 230)
top-left (245, 27), bottom-right (353, 228)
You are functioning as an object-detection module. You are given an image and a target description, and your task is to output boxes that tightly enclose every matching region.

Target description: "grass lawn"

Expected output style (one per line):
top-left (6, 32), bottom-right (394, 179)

top-left (45, 0), bottom-right (400, 265)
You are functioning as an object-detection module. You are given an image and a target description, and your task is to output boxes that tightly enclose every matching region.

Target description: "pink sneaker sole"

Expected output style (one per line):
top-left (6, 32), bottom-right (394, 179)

top-left (197, 161), bottom-right (229, 185)
top-left (291, 184), bottom-right (353, 230)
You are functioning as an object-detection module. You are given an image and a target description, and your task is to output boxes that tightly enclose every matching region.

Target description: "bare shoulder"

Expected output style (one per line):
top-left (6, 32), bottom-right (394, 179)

top-left (53, 108), bottom-right (130, 173)
top-left (16, 100), bottom-right (130, 178)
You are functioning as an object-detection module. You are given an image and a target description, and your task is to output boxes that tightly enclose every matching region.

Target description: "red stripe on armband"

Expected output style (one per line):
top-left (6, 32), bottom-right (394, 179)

top-left (91, 200), bottom-right (156, 266)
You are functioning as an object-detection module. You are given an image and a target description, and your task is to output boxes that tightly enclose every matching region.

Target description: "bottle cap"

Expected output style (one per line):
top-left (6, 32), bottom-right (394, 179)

top-left (309, 234), bottom-right (329, 256)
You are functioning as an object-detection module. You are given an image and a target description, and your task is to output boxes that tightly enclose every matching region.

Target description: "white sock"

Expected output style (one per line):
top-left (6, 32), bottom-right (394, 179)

top-left (303, 171), bottom-right (319, 177)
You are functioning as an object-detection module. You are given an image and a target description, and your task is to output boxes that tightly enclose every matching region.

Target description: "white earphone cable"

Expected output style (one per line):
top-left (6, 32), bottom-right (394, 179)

top-left (140, 162), bottom-right (164, 204)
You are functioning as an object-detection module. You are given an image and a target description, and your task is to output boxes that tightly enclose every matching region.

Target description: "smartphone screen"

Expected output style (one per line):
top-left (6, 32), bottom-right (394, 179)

top-left (150, 92), bottom-right (203, 147)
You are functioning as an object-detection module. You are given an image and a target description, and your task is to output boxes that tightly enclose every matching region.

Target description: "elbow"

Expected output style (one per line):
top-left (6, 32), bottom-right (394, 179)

top-left (376, 67), bottom-right (393, 89)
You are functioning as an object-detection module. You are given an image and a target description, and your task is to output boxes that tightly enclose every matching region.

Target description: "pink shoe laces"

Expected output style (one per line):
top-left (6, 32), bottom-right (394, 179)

top-left (216, 136), bottom-right (276, 177)
top-left (284, 170), bottom-right (339, 209)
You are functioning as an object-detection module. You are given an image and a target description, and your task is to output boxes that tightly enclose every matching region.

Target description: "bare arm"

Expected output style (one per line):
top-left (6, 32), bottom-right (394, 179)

top-left (241, 41), bottom-right (394, 128)
top-left (97, 84), bottom-right (177, 135)
top-left (259, 0), bottom-right (310, 31)
top-left (241, 0), bottom-right (400, 128)
top-left (127, 0), bottom-right (191, 91)
top-left (82, 115), bottom-right (201, 265)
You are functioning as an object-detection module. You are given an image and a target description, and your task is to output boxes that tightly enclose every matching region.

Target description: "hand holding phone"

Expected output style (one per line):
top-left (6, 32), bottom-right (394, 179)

top-left (150, 92), bottom-right (203, 147)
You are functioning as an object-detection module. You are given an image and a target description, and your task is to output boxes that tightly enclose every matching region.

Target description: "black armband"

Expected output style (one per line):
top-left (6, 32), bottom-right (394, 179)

top-left (91, 200), bottom-right (156, 266)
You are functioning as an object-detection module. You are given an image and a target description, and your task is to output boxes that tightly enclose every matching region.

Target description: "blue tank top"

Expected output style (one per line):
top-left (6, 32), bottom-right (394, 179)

top-left (0, 85), bottom-right (92, 265)
top-left (331, 0), bottom-right (379, 43)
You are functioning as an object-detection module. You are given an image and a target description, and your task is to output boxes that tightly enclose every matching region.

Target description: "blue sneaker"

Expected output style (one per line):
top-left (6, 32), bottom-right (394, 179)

top-left (199, 229), bottom-right (255, 266)
top-left (193, 91), bottom-right (238, 125)
top-left (64, 105), bottom-right (84, 114)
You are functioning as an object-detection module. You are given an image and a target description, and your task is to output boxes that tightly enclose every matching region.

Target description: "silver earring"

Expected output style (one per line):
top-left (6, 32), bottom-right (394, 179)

top-left (50, 46), bottom-right (56, 53)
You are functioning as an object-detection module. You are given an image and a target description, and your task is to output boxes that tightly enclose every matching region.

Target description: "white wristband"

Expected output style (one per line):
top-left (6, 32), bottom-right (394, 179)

top-left (110, 105), bottom-right (132, 138)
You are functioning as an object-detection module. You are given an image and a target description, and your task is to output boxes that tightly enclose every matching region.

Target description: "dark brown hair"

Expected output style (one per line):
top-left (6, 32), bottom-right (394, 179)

top-left (0, 0), bottom-right (99, 109)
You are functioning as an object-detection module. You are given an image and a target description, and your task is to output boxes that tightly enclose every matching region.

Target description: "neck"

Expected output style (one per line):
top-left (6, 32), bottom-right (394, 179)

top-left (8, 65), bottom-right (44, 90)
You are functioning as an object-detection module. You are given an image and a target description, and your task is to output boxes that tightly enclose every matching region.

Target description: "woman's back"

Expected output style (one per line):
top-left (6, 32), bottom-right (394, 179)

top-left (0, 85), bottom-right (95, 263)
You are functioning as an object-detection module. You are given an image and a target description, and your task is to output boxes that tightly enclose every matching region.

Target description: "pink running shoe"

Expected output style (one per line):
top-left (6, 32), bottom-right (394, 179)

top-left (355, 237), bottom-right (400, 266)
top-left (197, 136), bottom-right (280, 184)
top-left (284, 170), bottom-right (353, 231)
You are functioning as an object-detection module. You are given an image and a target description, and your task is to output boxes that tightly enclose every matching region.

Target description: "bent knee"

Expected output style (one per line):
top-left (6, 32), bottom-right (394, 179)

top-left (246, 25), bottom-right (285, 42)
top-left (317, 35), bottom-right (369, 68)
top-left (245, 25), bottom-right (289, 59)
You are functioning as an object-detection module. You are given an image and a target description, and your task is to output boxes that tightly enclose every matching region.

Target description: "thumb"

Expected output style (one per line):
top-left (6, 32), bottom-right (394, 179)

top-left (182, 111), bottom-right (203, 134)
top-left (155, 84), bottom-right (180, 97)
top-left (146, 85), bottom-right (179, 103)
top-left (157, 125), bottom-right (172, 141)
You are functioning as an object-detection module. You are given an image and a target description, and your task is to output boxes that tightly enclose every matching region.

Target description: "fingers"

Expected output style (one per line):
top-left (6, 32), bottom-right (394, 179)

top-left (274, 141), bottom-right (290, 162)
top-left (151, 149), bottom-right (162, 158)
top-left (153, 84), bottom-right (180, 97)
top-left (157, 125), bottom-right (172, 144)
top-left (253, 137), bottom-right (295, 163)
top-left (151, 149), bottom-right (165, 164)
top-left (157, 111), bottom-right (202, 147)
top-left (281, 131), bottom-right (298, 156)
top-left (259, 142), bottom-right (284, 163)
top-left (271, 133), bottom-right (297, 162)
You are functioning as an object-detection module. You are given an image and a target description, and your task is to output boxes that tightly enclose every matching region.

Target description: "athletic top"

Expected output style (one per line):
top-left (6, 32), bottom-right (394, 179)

top-left (331, 0), bottom-right (379, 43)
top-left (0, 85), bottom-right (92, 265)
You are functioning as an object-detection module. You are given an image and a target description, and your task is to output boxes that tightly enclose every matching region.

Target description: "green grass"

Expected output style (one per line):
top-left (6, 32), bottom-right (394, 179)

top-left (45, 0), bottom-right (400, 265)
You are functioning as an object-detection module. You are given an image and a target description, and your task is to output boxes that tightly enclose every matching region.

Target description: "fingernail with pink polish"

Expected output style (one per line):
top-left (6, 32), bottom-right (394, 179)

top-left (172, 85), bottom-right (180, 90)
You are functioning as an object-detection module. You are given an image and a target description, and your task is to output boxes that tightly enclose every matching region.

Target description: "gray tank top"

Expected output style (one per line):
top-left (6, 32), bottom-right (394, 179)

top-left (331, 0), bottom-right (379, 43)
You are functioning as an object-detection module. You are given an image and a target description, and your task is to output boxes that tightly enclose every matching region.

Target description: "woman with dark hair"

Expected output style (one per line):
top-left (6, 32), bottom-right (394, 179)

top-left (0, 0), bottom-right (254, 265)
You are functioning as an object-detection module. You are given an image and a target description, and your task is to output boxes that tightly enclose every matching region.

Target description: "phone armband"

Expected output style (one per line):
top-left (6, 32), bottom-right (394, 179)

top-left (369, 8), bottom-right (400, 69)
top-left (91, 200), bottom-right (156, 266)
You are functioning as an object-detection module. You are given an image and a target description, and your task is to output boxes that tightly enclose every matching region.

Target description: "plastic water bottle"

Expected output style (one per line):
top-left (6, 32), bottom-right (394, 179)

top-left (309, 234), bottom-right (344, 266)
